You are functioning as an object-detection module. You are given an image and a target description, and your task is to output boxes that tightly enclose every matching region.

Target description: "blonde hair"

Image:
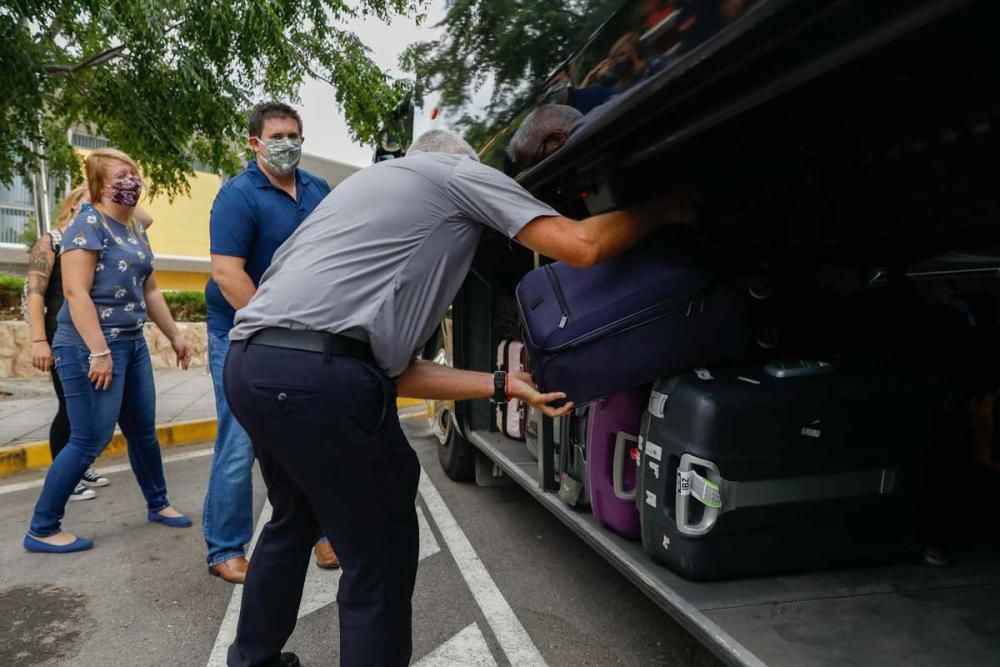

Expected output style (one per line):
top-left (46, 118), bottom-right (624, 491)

top-left (85, 148), bottom-right (144, 235)
top-left (55, 185), bottom-right (89, 230)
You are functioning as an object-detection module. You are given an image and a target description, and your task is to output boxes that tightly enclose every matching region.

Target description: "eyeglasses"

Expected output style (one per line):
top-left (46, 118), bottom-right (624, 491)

top-left (532, 132), bottom-right (565, 167)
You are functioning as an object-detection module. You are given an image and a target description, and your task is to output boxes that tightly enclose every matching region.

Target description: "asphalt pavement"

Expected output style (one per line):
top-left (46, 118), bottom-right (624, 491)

top-left (0, 417), bottom-right (718, 666)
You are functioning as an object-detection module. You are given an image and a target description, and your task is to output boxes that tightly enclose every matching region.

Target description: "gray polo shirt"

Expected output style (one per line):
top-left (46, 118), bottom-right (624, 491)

top-left (230, 151), bottom-right (559, 377)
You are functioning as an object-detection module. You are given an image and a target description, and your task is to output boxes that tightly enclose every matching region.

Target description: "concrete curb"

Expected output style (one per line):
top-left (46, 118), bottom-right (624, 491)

top-left (0, 419), bottom-right (218, 479)
top-left (0, 399), bottom-right (428, 478)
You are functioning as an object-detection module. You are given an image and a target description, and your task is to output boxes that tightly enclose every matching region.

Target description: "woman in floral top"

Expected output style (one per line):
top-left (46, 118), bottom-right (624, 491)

top-left (25, 148), bottom-right (193, 554)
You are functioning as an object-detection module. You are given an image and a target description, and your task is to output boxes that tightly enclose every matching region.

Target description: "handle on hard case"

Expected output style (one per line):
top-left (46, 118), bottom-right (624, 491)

top-left (613, 431), bottom-right (639, 501)
top-left (675, 454), bottom-right (723, 537)
top-left (674, 452), bottom-right (897, 538)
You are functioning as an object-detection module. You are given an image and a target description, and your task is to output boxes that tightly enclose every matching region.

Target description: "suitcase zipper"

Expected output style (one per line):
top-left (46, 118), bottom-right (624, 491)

top-left (545, 290), bottom-right (717, 352)
top-left (544, 264), bottom-right (571, 328)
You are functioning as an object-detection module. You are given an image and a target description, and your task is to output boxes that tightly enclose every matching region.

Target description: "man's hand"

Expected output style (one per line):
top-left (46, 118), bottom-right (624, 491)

top-left (508, 371), bottom-right (574, 418)
top-left (634, 191), bottom-right (701, 227)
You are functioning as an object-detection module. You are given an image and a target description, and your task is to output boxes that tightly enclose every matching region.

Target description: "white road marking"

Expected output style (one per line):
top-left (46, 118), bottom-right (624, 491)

top-left (418, 505), bottom-right (442, 560)
top-left (418, 469), bottom-right (547, 666)
top-left (413, 623), bottom-right (497, 666)
top-left (0, 447), bottom-right (213, 496)
top-left (207, 502), bottom-right (445, 663)
top-left (297, 556), bottom-right (343, 620)
top-left (297, 505), bottom-right (440, 620)
top-left (206, 501), bottom-right (272, 667)
top-left (206, 469), bottom-right (544, 667)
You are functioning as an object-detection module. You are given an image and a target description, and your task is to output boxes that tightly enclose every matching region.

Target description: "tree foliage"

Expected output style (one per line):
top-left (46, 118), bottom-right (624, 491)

top-left (401, 0), bottom-right (623, 146)
top-left (0, 0), bottom-right (424, 196)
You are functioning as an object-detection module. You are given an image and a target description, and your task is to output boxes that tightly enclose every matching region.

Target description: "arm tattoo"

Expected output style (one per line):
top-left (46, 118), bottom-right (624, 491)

top-left (26, 241), bottom-right (54, 297)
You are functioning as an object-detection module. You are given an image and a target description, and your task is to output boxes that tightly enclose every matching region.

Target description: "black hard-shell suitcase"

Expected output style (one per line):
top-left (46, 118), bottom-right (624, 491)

top-left (638, 360), bottom-right (951, 581)
top-left (558, 406), bottom-right (591, 509)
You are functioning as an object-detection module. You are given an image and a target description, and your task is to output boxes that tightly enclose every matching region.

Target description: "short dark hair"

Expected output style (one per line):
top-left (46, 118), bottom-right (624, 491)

top-left (248, 102), bottom-right (303, 138)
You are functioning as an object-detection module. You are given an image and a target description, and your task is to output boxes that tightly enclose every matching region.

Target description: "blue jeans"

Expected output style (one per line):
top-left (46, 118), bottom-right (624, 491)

top-left (29, 339), bottom-right (169, 537)
top-left (203, 332), bottom-right (255, 566)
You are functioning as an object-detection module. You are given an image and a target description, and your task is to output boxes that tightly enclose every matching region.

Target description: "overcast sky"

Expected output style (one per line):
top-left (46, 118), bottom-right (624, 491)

top-left (295, 2), bottom-right (449, 167)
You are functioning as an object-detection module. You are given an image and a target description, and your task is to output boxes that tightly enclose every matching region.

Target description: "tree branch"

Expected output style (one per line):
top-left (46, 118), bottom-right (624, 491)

top-left (44, 44), bottom-right (127, 76)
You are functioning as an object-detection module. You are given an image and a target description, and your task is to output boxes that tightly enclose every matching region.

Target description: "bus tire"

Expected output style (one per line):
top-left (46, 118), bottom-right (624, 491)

top-left (437, 411), bottom-right (476, 482)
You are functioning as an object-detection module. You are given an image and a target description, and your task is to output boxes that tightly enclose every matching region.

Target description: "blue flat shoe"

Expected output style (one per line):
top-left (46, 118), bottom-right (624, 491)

top-left (147, 510), bottom-right (192, 528)
top-left (23, 534), bottom-right (94, 553)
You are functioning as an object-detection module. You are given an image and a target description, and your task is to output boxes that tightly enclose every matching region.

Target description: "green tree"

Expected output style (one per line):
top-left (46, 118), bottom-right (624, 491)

top-left (0, 0), bottom-right (424, 196)
top-left (401, 0), bottom-right (622, 147)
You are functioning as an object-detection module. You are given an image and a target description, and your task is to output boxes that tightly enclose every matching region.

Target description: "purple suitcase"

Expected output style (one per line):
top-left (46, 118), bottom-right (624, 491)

top-left (516, 235), bottom-right (748, 405)
top-left (586, 388), bottom-right (646, 539)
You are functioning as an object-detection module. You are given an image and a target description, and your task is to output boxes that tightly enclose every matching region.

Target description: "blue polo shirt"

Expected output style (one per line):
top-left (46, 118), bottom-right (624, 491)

top-left (206, 160), bottom-right (331, 335)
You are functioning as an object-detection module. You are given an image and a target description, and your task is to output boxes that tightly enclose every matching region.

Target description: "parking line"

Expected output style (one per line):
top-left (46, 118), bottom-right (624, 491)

top-left (206, 469), bottom-right (545, 666)
top-left (418, 469), bottom-right (547, 666)
top-left (206, 501), bottom-right (272, 667)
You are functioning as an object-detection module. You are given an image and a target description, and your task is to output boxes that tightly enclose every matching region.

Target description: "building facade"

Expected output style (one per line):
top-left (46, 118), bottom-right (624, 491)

top-left (0, 133), bottom-right (359, 291)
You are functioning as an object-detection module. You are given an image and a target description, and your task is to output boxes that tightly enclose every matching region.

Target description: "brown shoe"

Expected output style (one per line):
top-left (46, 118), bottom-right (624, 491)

top-left (208, 556), bottom-right (249, 584)
top-left (315, 541), bottom-right (340, 570)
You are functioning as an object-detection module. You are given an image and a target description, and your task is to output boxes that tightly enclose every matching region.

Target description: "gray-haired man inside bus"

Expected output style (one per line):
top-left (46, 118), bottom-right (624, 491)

top-left (221, 129), bottom-right (695, 667)
top-left (507, 104), bottom-right (584, 169)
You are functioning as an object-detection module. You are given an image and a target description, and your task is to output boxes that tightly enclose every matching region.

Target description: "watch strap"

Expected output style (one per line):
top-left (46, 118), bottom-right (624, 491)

top-left (492, 370), bottom-right (507, 404)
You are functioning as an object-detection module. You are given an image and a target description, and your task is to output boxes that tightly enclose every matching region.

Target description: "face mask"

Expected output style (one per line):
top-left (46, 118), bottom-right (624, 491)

top-left (259, 138), bottom-right (302, 175)
top-left (109, 175), bottom-right (143, 206)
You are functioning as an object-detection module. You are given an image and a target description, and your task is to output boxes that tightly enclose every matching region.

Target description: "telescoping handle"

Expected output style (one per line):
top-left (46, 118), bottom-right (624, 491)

top-left (612, 432), bottom-right (639, 501)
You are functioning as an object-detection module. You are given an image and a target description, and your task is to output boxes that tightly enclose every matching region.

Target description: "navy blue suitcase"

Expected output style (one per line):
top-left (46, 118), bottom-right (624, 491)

top-left (516, 234), bottom-right (748, 405)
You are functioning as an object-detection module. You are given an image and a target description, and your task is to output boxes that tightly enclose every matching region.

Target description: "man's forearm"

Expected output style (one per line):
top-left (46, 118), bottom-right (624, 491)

top-left (578, 209), bottom-right (662, 266)
top-left (395, 359), bottom-right (494, 400)
top-left (581, 194), bottom-right (697, 266)
top-left (216, 272), bottom-right (257, 311)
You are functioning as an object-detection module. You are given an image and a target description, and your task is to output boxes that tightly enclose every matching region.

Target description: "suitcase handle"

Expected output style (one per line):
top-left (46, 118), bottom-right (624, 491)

top-left (613, 431), bottom-right (639, 501)
top-left (675, 454), bottom-right (723, 536)
top-left (675, 453), bottom-right (897, 537)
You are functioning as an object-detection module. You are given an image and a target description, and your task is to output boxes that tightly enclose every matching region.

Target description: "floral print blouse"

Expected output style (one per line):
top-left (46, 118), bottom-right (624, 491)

top-left (52, 209), bottom-right (154, 347)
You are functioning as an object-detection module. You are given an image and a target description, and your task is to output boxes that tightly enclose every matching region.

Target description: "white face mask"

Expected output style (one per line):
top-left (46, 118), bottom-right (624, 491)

top-left (258, 138), bottom-right (302, 175)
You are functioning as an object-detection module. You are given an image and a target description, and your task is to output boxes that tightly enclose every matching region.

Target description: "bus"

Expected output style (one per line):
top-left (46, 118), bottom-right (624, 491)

top-left (407, 1), bottom-right (999, 664)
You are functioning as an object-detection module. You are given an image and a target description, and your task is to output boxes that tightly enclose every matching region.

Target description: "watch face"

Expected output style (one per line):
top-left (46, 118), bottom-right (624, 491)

top-left (380, 132), bottom-right (401, 153)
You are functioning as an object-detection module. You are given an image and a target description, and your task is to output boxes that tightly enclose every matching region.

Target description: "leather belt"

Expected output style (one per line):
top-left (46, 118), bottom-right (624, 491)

top-left (247, 327), bottom-right (374, 364)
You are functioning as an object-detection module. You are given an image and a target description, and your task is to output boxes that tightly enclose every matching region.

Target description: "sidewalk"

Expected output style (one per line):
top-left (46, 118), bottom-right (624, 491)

top-left (0, 368), bottom-right (216, 448)
top-left (0, 368), bottom-right (426, 476)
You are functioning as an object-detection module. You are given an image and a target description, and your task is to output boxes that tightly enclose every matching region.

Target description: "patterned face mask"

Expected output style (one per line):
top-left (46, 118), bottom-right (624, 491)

top-left (109, 175), bottom-right (143, 206)
top-left (260, 138), bottom-right (302, 176)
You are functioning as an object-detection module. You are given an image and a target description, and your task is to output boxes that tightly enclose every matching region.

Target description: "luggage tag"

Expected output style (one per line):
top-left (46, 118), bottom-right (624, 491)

top-left (559, 472), bottom-right (585, 507)
top-left (676, 469), bottom-right (722, 509)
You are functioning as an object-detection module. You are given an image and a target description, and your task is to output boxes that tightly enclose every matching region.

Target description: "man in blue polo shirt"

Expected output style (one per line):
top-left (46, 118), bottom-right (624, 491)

top-left (203, 102), bottom-right (334, 583)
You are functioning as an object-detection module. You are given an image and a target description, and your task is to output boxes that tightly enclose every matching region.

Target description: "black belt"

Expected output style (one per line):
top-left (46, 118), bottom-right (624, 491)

top-left (247, 328), bottom-right (374, 364)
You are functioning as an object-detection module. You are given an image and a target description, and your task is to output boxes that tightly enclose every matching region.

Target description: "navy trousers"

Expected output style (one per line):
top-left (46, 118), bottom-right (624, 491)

top-left (224, 340), bottom-right (419, 667)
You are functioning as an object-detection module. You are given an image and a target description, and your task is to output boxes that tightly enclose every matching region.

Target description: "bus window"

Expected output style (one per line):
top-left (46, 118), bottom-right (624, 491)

top-left (489, 0), bottom-right (762, 174)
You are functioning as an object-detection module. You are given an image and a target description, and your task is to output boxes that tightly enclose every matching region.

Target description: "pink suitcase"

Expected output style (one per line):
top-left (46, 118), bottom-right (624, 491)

top-left (586, 387), bottom-right (646, 539)
top-left (496, 340), bottom-right (527, 439)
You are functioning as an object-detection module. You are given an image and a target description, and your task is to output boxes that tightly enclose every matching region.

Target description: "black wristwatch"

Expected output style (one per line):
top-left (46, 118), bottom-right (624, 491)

top-left (492, 370), bottom-right (507, 405)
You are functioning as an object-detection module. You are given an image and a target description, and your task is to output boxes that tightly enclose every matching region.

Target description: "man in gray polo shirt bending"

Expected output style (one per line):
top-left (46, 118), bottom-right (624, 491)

top-left (223, 130), bottom-right (695, 667)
